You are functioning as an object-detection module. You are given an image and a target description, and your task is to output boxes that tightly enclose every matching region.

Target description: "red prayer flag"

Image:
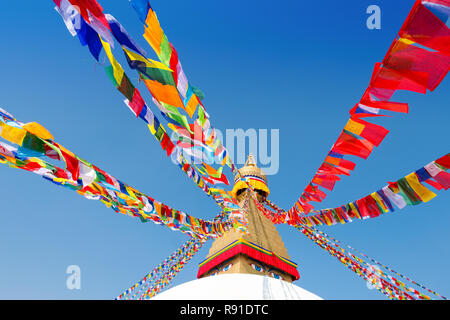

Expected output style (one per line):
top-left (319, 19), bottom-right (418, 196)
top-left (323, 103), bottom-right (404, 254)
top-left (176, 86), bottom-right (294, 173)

top-left (314, 173), bottom-right (341, 181)
top-left (312, 177), bottom-right (336, 191)
top-left (433, 171), bottom-right (450, 190)
top-left (332, 131), bottom-right (373, 159)
top-left (370, 62), bottom-right (427, 94)
top-left (356, 198), bottom-right (371, 219)
top-left (68, 0), bottom-right (111, 30)
top-left (54, 167), bottom-right (69, 179)
top-left (425, 178), bottom-right (444, 190)
top-left (399, 1), bottom-right (450, 56)
top-left (129, 89), bottom-right (145, 117)
top-left (305, 184), bottom-right (327, 200)
top-left (364, 195), bottom-right (383, 218)
top-left (435, 153), bottom-right (450, 169)
top-left (383, 38), bottom-right (450, 91)
top-left (169, 44), bottom-right (179, 84)
top-left (349, 117), bottom-right (390, 147)
top-left (361, 89), bottom-right (409, 113)
top-left (318, 162), bottom-right (350, 176)
top-left (60, 149), bottom-right (80, 180)
top-left (325, 156), bottom-right (356, 170)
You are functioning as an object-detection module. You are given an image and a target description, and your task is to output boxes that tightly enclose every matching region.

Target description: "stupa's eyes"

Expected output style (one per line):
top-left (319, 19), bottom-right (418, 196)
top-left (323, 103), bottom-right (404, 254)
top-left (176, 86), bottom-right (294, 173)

top-left (250, 263), bottom-right (264, 273)
top-left (209, 268), bottom-right (219, 276)
top-left (270, 272), bottom-right (283, 280)
top-left (222, 263), bottom-right (232, 272)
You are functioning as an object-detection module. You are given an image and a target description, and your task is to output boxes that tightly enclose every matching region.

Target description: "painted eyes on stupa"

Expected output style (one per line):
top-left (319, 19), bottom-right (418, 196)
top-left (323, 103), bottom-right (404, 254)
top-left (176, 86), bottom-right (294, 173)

top-left (209, 267), bottom-right (219, 276)
top-left (250, 263), bottom-right (265, 273)
top-left (222, 263), bottom-right (232, 272)
top-left (249, 263), bottom-right (284, 279)
top-left (270, 272), bottom-right (283, 280)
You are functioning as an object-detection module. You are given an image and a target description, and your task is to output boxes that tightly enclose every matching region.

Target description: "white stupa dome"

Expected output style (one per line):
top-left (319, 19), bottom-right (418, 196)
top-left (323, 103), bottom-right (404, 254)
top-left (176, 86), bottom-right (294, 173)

top-left (152, 273), bottom-right (322, 300)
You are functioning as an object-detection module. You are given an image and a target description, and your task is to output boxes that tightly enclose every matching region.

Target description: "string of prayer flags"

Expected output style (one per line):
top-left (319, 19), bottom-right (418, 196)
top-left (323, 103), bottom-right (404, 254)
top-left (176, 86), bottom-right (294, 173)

top-left (0, 108), bottom-right (242, 239)
top-left (127, 0), bottom-right (239, 180)
top-left (289, 0), bottom-right (450, 215)
top-left (53, 1), bottom-right (247, 223)
top-left (298, 226), bottom-right (411, 299)
top-left (399, 0), bottom-right (450, 56)
top-left (46, 0), bottom-right (450, 301)
top-left (116, 7), bottom-right (248, 225)
top-left (138, 195), bottom-right (253, 298)
top-left (53, 1), bottom-right (231, 210)
top-left (116, 237), bottom-right (206, 300)
top-left (115, 192), bottom-right (249, 300)
top-left (257, 154), bottom-right (449, 228)
top-left (310, 227), bottom-right (447, 300)
top-left (298, 225), bottom-right (443, 299)
top-left (296, 154), bottom-right (449, 227)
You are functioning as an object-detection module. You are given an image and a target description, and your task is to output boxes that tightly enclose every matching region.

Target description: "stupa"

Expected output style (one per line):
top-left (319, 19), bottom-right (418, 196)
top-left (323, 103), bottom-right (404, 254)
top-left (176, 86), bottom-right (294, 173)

top-left (152, 156), bottom-right (322, 300)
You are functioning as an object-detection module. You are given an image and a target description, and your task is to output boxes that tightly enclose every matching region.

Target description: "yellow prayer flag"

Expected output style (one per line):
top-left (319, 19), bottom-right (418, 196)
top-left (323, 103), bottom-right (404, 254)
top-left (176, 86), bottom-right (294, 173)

top-left (23, 122), bottom-right (54, 140)
top-left (122, 47), bottom-right (172, 71)
top-left (100, 37), bottom-right (125, 85)
top-left (0, 123), bottom-right (27, 145)
top-left (126, 186), bottom-right (139, 200)
top-left (344, 118), bottom-right (365, 136)
top-left (349, 202), bottom-right (362, 219)
top-left (147, 123), bottom-right (157, 135)
top-left (405, 172), bottom-right (436, 202)
top-left (371, 192), bottom-right (389, 213)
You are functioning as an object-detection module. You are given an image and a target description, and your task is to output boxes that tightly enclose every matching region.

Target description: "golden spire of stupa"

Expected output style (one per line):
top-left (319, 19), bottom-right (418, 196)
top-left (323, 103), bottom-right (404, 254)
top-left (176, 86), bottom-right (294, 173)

top-left (197, 155), bottom-right (299, 282)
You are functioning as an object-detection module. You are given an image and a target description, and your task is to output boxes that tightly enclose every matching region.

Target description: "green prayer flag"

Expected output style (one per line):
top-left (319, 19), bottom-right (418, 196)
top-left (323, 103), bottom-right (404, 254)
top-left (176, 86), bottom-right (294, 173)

top-left (397, 178), bottom-right (421, 205)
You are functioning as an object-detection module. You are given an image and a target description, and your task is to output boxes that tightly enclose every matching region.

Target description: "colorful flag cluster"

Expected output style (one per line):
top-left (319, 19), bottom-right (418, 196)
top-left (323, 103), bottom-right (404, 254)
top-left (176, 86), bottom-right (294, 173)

top-left (52, 0), bottom-right (247, 225)
top-left (125, 0), bottom-right (263, 219)
top-left (115, 192), bottom-right (252, 300)
top-left (0, 108), bottom-right (242, 239)
top-left (258, 154), bottom-right (449, 227)
top-left (54, 0), bottom-right (208, 189)
top-left (128, 0), bottom-right (233, 171)
top-left (308, 227), bottom-right (447, 300)
top-left (115, 237), bottom-right (206, 300)
top-left (289, 0), bottom-right (450, 216)
top-left (296, 153), bottom-right (449, 227)
top-left (298, 225), bottom-right (446, 300)
top-left (39, 0), bottom-right (450, 300)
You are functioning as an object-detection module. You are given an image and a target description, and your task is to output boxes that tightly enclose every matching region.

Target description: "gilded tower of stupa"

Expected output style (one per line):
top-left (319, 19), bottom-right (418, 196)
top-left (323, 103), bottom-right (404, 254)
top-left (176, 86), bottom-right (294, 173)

top-left (197, 155), bottom-right (300, 282)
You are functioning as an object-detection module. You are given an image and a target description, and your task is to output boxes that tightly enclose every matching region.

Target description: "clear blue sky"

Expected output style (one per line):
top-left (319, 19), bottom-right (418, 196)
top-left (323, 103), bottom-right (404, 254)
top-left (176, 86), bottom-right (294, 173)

top-left (0, 0), bottom-right (448, 299)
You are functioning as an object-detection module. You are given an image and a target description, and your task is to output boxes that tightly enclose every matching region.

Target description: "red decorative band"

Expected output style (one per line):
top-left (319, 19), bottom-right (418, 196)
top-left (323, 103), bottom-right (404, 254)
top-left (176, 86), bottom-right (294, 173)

top-left (197, 242), bottom-right (300, 280)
